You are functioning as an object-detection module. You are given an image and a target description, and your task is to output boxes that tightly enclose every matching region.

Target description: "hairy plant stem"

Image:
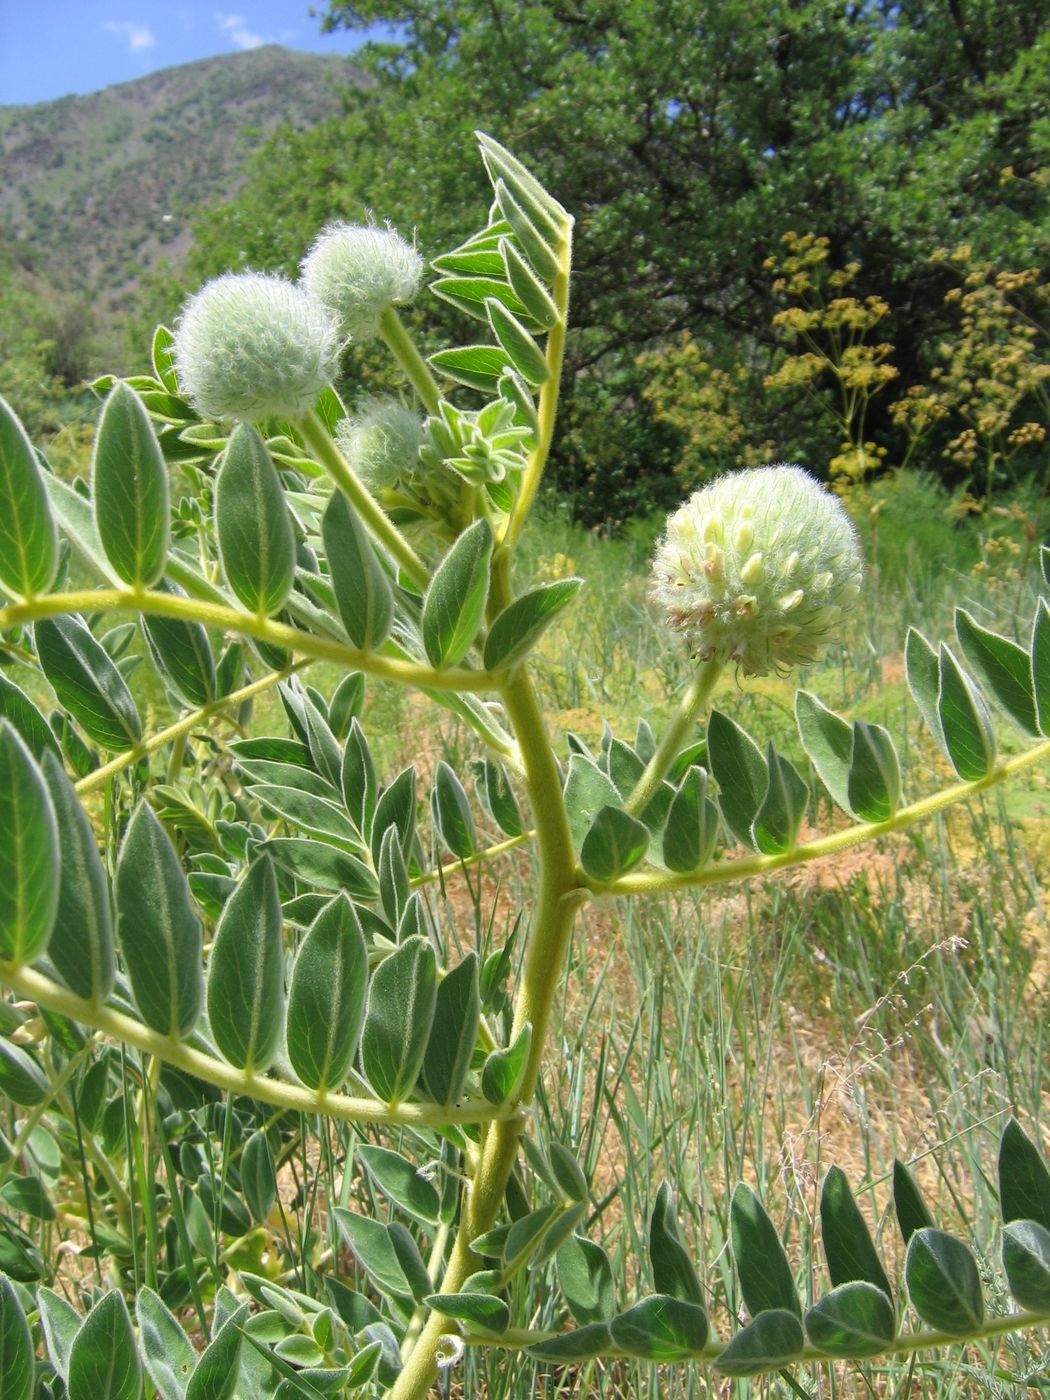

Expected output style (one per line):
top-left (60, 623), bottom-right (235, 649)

top-left (460, 1306), bottom-right (1050, 1367)
top-left (0, 590), bottom-right (500, 693)
top-left (74, 661), bottom-right (309, 796)
top-left (379, 305), bottom-right (442, 416)
top-left (298, 409), bottom-right (430, 588)
top-left (623, 656), bottom-right (723, 816)
top-left (0, 965), bottom-right (515, 1131)
top-left (599, 734), bottom-right (1050, 897)
top-left (387, 555), bottom-right (584, 1400)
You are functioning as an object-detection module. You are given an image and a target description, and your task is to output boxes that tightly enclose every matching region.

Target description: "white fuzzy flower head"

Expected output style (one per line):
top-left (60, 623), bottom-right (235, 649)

top-left (335, 399), bottom-right (423, 492)
top-left (301, 224), bottom-right (424, 341)
top-left (173, 272), bottom-right (339, 423)
top-left (651, 464), bottom-right (863, 676)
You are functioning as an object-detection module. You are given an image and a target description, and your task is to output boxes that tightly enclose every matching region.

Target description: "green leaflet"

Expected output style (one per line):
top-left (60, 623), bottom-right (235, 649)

top-left (92, 381), bottom-right (170, 587)
top-left (820, 1166), bottom-right (892, 1298)
top-left (714, 1309), bottom-right (804, 1376)
top-left (905, 1227), bottom-right (983, 1334)
top-left (0, 1042), bottom-right (49, 1105)
top-left (1033, 598), bottom-right (1050, 736)
top-left (528, 1323), bottom-right (612, 1363)
top-left (206, 857), bottom-right (284, 1072)
top-left (477, 756), bottom-right (523, 837)
top-left (847, 719), bottom-right (901, 821)
top-left (142, 581), bottom-right (216, 708)
top-left (251, 783), bottom-right (364, 852)
top-left (286, 895), bottom-right (369, 1093)
top-left (262, 838), bottom-right (378, 899)
top-left (751, 743), bottom-right (808, 854)
top-left (563, 754), bottom-right (620, 852)
top-left (322, 491), bottom-right (393, 652)
top-left (707, 710), bottom-right (767, 849)
top-left (377, 826), bottom-right (409, 927)
top-left (135, 1287), bottom-right (197, 1400)
top-left (493, 179), bottom-right (561, 283)
top-left (649, 1182), bottom-right (704, 1306)
top-left (430, 275), bottom-right (533, 324)
top-left (341, 718), bottom-right (378, 836)
top-left (795, 689), bottom-right (853, 813)
top-left (67, 1291), bottom-right (143, 1400)
top-left (215, 423), bottom-right (295, 616)
top-left (0, 393), bottom-right (58, 598)
top-left (998, 1118), bottom-right (1050, 1232)
top-left (0, 671), bottom-right (60, 761)
top-left (580, 805), bottom-right (649, 882)
top-left (609, 1295), bottom-right (708, 1360)
top-left (892, 1159), bottom-right (935, 1245)
top-left (240, 1130), bottom-right (277, 1224)
top-left (431, 761), bottom-right (476, 859)
top-left (1001, 1219), bottom-right (1050, 1312)
top-left (185, 1303), bottom-right (247, 1400)
top-left (483, 578), bottom-right (582, 670)
top-left (481, 1021), bottom-right (532, 1103)
top-left (421, 519), bottom-right (493, 668)
top-left (905, 626), bottom-right (942, 743)
top-left (937, 643), bottom-right (995, 780)
top-left (485, 298), bottom-right (550, 386)
top-left (0, 1276), bottom-right (33, 1400)
top-left (0, 723), bottom-right (59, 965)
top-left (429, 345), bottom-right (514, 395)
top-left (358, 1146), bottom-right (441, 1226)
top-left (423, 1291), bottom-right (509, 1335)
top-left (557, 1236), bottom-right (615, 1327)
top-left (334, 1210), bottom-right (430, 1307)
top-left (662, 766), bottom-right (719, 873)
top-left (955, 607), bottom-right (1038, 735)
top-left (730, 1183), bottom-right (800, 1319)
top-left (37, 1287), bottom-right (81, 1383)
top-left (500, 237), bottom-right (560, 329)
top-left (36, 614), bottom-right (143, 752)
top-left (369, 766), bottom-right (417, 867)
top-left (115, 802), bottom-right (203, 1039)
top-left (360, 936), bottom-right (437, 1105)
top-left (40, 751), bottom-right (115, 1003)
top-left (420, 951), bottom-right (480, 1108)
top-left (805, 1281), bottom-right (895, 1358)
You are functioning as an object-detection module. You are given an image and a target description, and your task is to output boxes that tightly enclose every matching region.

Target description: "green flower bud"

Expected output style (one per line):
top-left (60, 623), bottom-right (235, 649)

top-left (651, 464), bottom-right (863, 675)
top-left (173, 273), bottom-right (339, 423)
top-left (300, 223), bottom-right (424, 340)
top-left (335, 399), bottom-right (424, 492)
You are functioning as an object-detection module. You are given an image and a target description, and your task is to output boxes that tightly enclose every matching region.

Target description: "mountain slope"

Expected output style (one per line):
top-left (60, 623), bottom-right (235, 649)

top-left (0, 46), bottom-right (366, 328)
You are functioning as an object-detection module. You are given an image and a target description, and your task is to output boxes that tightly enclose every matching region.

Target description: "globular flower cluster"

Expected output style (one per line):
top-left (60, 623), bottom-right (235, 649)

top-left (336, 399), bottom-right (425, 493)
top-left (173, 273), bottom-right (339, 423)
top-left (301, 224), bottom-right (424, 341)
top-left (651, 464), bottom-right (863, 675)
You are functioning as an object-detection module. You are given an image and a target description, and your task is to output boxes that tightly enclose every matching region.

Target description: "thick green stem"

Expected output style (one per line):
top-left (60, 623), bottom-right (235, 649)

top-left (0, 590), bottom-right (499, 693)
top-left (298, 409), bottom-right (430, 589)
top-left (623, 657), bottom-right (722, 816)
top-left (387, 599), bottom-right (583, 1399)
top-left (379, 306), bottom-right (442, 416)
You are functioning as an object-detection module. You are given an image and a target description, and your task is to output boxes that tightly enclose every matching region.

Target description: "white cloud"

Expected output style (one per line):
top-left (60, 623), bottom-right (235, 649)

top-left (216, 13), bottom-right (267, 50)
top-left (102, 20), bottom-right (156, 53)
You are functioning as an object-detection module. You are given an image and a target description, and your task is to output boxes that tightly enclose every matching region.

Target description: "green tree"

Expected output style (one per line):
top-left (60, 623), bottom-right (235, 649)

top-left (192, 0), bottom-right (1050, 519)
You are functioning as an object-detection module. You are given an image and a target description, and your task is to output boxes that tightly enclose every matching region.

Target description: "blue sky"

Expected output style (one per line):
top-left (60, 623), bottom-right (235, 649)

top-left (0, 2), bottom-right (383, 106)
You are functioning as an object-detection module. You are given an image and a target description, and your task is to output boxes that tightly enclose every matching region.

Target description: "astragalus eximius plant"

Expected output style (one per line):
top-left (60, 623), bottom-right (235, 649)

top-left (0, 134), bottom-right (1049, 1400)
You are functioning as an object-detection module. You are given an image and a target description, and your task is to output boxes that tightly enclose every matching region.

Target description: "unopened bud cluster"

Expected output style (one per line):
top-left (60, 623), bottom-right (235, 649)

top-left (173, 225), bottom-right (422, 423)
top-left (651, 464), bottom-right (863, 675)
top-left (173, 273), bottom-right (340, 423)
top-left (301, 224), bottom-right (423, 341)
